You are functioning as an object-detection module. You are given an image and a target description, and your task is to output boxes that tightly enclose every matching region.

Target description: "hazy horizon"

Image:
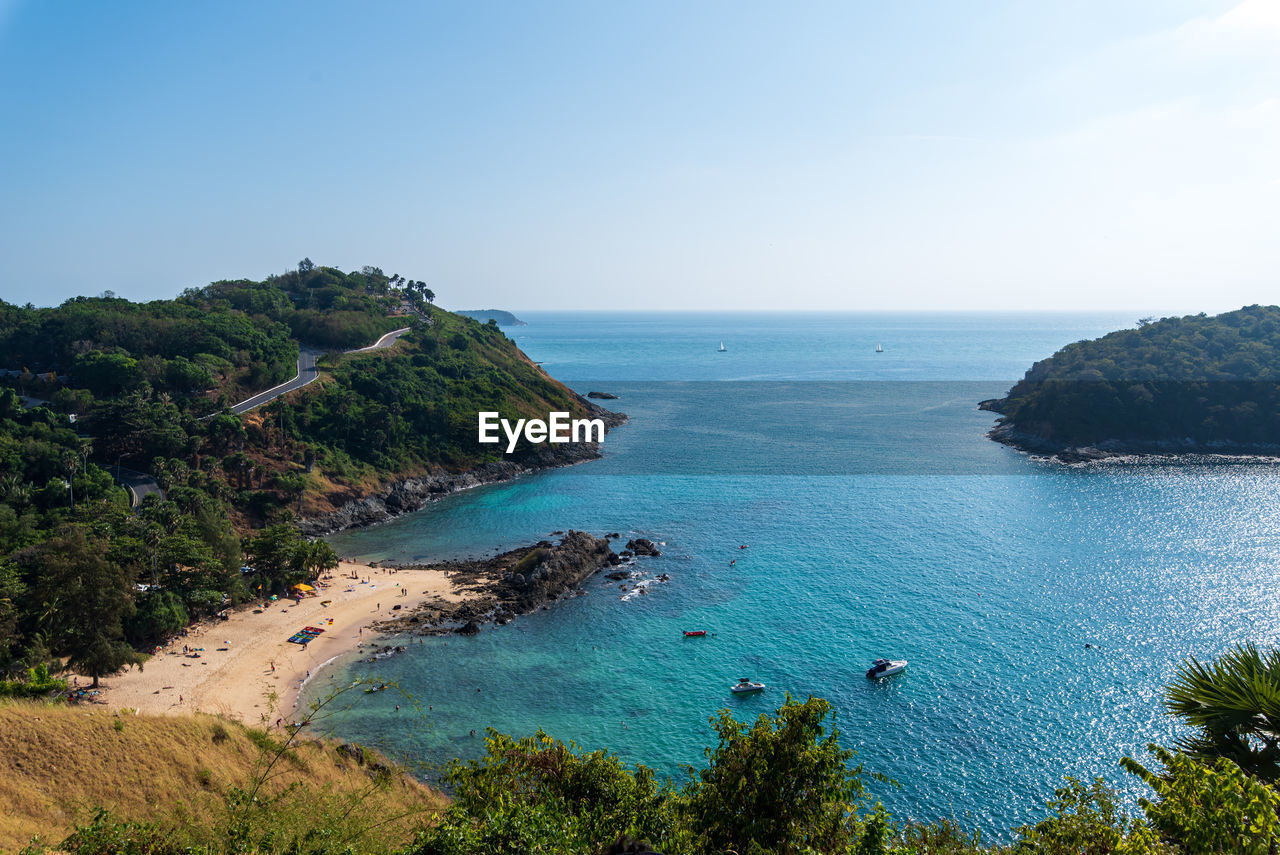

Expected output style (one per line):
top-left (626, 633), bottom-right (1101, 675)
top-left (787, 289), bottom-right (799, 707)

top-left (1, 1), bottom-right (1276, 313)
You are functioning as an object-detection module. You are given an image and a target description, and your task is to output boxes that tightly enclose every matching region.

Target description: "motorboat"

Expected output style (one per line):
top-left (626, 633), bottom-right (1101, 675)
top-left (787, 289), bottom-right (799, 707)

top-left (731, 676), bottom-right (765, 693)
top-left (683, 630), bottom-right (707, 637)
top-left (865, 658), bottom-right (907, 679)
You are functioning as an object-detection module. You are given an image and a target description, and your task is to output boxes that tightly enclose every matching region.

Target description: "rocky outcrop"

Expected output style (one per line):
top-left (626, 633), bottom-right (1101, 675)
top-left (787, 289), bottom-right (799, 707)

top-left (493, 530), bottom-right (616, 615)
top-left (986, 420), bottom-right (1280, 463)
top-left (587, 391), bottom-right (619, 399)
top-left (376, 531), bottom-right (627, 636)
top-left (625, 537), bottom-right (661, 556)
top-left (300, 406), bottom-right (625, 536)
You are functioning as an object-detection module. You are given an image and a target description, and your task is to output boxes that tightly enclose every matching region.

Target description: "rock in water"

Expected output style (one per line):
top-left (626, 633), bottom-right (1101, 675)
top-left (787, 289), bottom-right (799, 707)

top-left (625, 538), bottom-right (661, 556)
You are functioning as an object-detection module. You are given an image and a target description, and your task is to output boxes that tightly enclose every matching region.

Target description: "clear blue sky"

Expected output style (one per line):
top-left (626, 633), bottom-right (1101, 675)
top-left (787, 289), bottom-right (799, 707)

top-left (0, 1), bottom-right (1275, 312)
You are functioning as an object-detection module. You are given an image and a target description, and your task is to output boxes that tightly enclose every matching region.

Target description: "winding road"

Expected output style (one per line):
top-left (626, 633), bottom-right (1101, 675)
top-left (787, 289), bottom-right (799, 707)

top-left (115, 465), bottom-right (165, 508)
top-left (230, 346), bottom-right (323, 415)
top-left (117, 326), bottom-right (412, 506)
top-left (344, 326), bottom-right (411, 354)
top-left (229, 326), bottom-right (411, 415)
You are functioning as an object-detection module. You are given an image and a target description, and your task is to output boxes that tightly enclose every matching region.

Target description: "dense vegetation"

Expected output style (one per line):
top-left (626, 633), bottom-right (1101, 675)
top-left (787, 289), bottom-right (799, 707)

top-left (0, 262), bottom-right (600, 690)
top-left (17, 644), bottom-right (1280, 854)
top-left (985, 305), bottom-right (1280, 450)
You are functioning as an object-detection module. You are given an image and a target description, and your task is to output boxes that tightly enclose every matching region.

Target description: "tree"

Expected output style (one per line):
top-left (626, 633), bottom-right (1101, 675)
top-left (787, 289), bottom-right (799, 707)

top-left (298, 257), bottom-right (314, 274)
top-left (243, 523), bottom-right (310, 593)
top-left (126, 590), bottom-right (189, 646)
top-left (61, 446), bottom-right (81, 508)
top-left (1123, 744), bottom-right (1279, 854)
top-left (300, 539), bottom-right (338, 577)
top-left (1163, 642), bottom-right (1280, 781)
top-left (413, 730), bottom-right (675, 855)
top-left (73, 350), bottom-right (143, 398)
top-left (410, 696), bottom-right (890, 855)
top-left (21, 526), bottom-right (142, 687)
top-left (0, 558), bottom-right (23, 667)
top-left (1014, 776), bottom-right (1167, 854)
top-left (681, 695), bottom-right (878, 855)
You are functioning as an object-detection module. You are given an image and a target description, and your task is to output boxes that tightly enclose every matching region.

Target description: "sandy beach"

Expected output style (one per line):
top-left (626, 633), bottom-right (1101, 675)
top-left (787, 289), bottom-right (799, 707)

top-left (94, 561), bottom-right (471, 725)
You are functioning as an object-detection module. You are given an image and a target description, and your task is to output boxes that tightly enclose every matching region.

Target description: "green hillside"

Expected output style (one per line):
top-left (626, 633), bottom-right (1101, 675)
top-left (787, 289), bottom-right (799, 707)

top-left (983, 305), bottom-right (1280, 453)
top-left (0, 262), bottom-right (612, 690)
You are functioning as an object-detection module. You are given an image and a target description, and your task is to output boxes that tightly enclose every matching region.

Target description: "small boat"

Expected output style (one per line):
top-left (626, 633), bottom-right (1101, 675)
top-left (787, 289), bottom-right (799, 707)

top-left (865, 658), bottom-right (907, 679)
top-left (875, 343), bottom-right (883, 353)
top-left (683, 630), bottom-right (707, 637)
top-left (718, 341), bottom-right (727, 352)
top-left (731, 676), bottom-right (765, 693)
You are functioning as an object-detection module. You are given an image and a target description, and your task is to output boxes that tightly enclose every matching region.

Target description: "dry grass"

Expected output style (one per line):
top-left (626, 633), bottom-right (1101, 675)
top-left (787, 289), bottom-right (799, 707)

top-left (0, 700), bottom-right (445, 852)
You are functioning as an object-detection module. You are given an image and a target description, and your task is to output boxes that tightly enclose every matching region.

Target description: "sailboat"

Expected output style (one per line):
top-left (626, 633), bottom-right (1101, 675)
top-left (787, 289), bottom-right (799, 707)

top-left (718, 341), bottom-right (727, 352)
top-left (875, 343), bottom-right (883, 353)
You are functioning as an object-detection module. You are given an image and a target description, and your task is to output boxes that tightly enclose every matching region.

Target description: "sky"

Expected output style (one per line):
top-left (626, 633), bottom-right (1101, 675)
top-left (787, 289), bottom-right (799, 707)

top-left (0, 0), bottom-right (1276, 312)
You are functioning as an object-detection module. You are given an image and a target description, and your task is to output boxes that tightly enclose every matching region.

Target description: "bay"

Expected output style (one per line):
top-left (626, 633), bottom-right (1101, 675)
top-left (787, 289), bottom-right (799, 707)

top-left (307, 311), bottom-right (1280, 835)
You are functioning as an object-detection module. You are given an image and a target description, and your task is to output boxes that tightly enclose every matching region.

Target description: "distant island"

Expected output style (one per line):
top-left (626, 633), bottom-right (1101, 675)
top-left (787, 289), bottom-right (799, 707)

top-left (981, 304), bottom-right (1280, 460)
top-left (457, 309), bottom-right (526, 326)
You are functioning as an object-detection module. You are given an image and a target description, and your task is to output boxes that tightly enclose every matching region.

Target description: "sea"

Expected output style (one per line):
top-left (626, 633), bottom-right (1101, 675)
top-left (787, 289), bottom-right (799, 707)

top-left (305, 311), bottom-right (1280, 836)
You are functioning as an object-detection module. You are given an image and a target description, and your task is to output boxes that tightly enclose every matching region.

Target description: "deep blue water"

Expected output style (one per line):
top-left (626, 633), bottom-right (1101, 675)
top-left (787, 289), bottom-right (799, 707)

top-left (308, 311), bottom-right (1280, 835)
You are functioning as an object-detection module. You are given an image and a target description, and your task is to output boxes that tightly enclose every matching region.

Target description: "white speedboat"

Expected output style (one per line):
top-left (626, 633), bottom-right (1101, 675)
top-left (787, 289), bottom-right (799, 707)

top-left (731, 676), bottom-right (765, 693)
top-left (865, 658), bottom-right (907, 679)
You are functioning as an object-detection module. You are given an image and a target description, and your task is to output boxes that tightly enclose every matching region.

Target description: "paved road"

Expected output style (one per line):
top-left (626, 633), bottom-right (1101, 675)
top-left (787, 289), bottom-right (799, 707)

top-left (230, 346), bottom-right (323, 415)
top-left (345, 327), bottom-right (411, 354)
top-left (227, 327), bottom-right (411, 415)
top-left (115, 465), bottom-right (165, 508)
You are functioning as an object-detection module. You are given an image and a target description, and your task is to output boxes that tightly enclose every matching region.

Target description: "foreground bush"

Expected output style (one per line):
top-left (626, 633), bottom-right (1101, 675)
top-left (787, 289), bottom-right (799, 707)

top-left (26, 688), bottom-right (1280, 854)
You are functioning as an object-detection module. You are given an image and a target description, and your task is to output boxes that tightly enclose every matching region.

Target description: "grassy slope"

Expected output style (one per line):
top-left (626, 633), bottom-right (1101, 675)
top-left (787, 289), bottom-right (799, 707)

top-left (0, 701), bottom-right (444, 852)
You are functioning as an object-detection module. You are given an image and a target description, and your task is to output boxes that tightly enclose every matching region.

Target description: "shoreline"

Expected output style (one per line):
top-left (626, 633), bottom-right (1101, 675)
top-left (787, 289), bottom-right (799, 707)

top-left (94, 560), bottom-right (487, 725)
top-left (985, 420), bottom-right (1280, 464)
top-left (299, 407), bottom-right (626, 536)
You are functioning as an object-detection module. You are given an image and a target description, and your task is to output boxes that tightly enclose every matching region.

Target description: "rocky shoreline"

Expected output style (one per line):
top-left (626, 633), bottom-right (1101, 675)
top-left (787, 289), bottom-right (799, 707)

top-left (984, 417), bottom-right (1280, 464)
top-left (300, 405), bottom-right (626, 536)
top-left (367, 530), bottom-right (660, 639)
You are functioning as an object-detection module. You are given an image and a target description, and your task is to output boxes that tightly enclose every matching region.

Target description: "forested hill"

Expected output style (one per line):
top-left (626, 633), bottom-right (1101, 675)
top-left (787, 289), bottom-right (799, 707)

top-left (0, 263), bottom-right (616, 687)
top-left (457, 309), bottom-right (526, 326)
top-left (982, 305), bottom-right (1280, 454)
top-left (0, 263), bottom-right (415, 409)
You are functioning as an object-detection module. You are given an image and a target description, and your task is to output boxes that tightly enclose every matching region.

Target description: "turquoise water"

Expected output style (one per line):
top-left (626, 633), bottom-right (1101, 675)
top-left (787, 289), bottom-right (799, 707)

top-left (309, 312), bottom-right (1280, 834)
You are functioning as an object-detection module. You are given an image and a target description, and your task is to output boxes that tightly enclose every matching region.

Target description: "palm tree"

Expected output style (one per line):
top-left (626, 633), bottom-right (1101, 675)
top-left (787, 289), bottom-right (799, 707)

top-left (60, 448), bottom-right (79, 508)
top-left (1164, 643), bottom-right (1280, 781)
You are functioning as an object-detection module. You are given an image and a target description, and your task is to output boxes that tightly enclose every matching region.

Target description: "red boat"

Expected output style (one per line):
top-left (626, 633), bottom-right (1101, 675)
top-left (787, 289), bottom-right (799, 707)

top-left (683, 630), bottom-right (707, 637)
